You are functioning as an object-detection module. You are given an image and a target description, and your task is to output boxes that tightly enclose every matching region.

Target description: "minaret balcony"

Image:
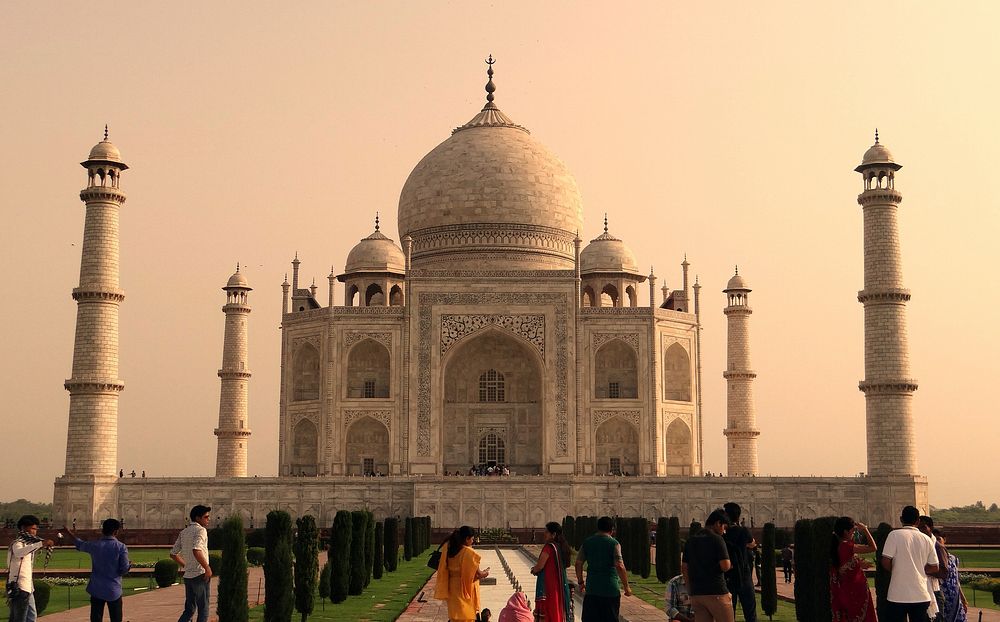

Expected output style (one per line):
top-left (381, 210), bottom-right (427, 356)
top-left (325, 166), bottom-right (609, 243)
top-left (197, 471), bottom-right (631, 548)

top-left (723, 370), bottom-right (757, 380)
top-left (858, 379), bottom-right (918, 394)
top-left (79, 187), bottom-right (127, 203)
top-left (723, 428), bottom-right (760, 437)
top-left (214, 428), bottom-right (252, 438)
top-left (857, 288), bottom-right (911, 304)
top-left (857, 188), bottom-right (902, 206)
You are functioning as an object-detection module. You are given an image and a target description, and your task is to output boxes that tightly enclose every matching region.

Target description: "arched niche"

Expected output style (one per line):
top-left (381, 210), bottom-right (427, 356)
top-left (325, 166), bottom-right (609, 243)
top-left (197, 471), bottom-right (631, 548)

top-left (582, 286), bottom-right (596, 307)
top-left (594, 339), bottom-right (638, 399)
top-left (442, 329), bottom-right (543, 474)
top-left (665, 418), bottom-right (692, 475)
top-left (389, 285), bottom-right (403, 306)
top-left (291, 419), bottom-right (318, 476)
top-left (344, 416), bottom-right (389, 475)
top-left (347, 339), bottom-right (390, 398)
top-left (292, 343), bottom-right (320, 401)
top-left (594, 416), bottom-right (638, 475)
top-left (626, 285), bottom-right (637, 307)
top-left (600, 284), bottom-right (618, 307)
top-left (366, 283), bottom-right (384, 306)
top-left (663, 343), bottom-right (692, 401)
top-left (346, 284), bottom-right (359, 307)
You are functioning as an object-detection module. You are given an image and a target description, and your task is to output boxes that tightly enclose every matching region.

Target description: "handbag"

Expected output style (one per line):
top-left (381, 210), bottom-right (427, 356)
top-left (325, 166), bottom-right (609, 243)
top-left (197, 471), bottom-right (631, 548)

top-left (427, 542), bottom-right (444, 570)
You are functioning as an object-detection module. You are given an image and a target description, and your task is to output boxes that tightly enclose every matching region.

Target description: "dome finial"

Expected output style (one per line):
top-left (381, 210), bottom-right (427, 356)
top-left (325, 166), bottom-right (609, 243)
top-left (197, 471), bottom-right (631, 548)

top-left (375, 211), bottom-right (380, 231)
top-left (104, 124), bottom-right (109, 141)
top-left (236, 262), bottom-right (240, 273)
top-left (735, 264), bottom-right (739, 275)
top-left (603, 213), bottom-right (608, 234)
top-left (875, 128), bottom-right (879, 144)
top-left (485, 54), bottom-right (496, 105)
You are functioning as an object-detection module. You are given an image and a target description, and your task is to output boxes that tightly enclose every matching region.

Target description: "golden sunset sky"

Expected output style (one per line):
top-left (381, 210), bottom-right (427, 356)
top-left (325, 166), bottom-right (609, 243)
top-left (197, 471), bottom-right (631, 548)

top-left (2, 2), bottom-right (996, 507)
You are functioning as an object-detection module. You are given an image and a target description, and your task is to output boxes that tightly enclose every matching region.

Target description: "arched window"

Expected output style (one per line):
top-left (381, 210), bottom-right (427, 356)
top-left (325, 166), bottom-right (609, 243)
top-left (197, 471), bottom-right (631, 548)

top-left (346, 284), bottom-right (359, 307)
top-left (582, 286), bottom-right (596, 307)
top-left (600, 284), bottom-right (618, 307)
top-left (478, 433), bottom-right (506, 465)
top-left (594, 340), bottom-right (638, 399)
top-left (291, 419), bottom-right (318, 476)
top-left (292, 343), bottom-right (320, 401)
top-left (626, 285), bottom-right (637, 307)
top-left (389, 285), bottom-right (403, 306)
top-left (478, 369), bottom-right (505, 402)
top-left (365, 283), bottom-right (384, 306)
top-left (663, 343), bottom-right (692, 401)
top-left (347, 339), bottom-right (390, 398)
top-left (665, 418), bottom-right (693, 475)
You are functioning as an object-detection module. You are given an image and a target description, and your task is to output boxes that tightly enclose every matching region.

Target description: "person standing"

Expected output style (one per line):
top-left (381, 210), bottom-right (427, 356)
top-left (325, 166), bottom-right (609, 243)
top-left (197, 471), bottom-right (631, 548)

top-left (918, 516), bottom-right (946, 619)
top-left (881, 505), bottom-right (939, 622)
top-left (64, 519), bottom-right (131, 622)
top-left (434, 526), bottom-right (489, 622)
top-left (575, 516), bottom-right (633, 622)
top-left (665, 573), bottom-right (695, 622)
top-left (170, 505), bottom-right (213, 622)
top-left (722, 503), bottom-right (757, 622)
top-left (6, 515), bottom-right (55, 622)
top-left (829, 517), bottom-right (876, 622)
top-left (529, 521), bottom-right (572, 622)
top-left (934, 530), bottom-right (968, 622)
top-left (781, 544), bottom-right (794, 583)
top-left (682, 509), bottom-right (734, 622)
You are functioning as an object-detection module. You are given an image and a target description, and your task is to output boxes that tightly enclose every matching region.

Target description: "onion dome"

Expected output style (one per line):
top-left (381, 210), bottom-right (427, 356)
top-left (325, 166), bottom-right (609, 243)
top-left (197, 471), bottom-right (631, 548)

top-left (397, 56), bottom-right (583, 269)
top-left (82, 125), bottom-right (128, 169)
top-left (724, 267), bottom-right (750, 292)
top-left (856, 129), bottom-right (901, 171)
top-left (580, 216), bottom-right (640, 275)
top-left (341, 215), bottom-right (406, 276)
top-left (224, 265), bottom-right (251, 290)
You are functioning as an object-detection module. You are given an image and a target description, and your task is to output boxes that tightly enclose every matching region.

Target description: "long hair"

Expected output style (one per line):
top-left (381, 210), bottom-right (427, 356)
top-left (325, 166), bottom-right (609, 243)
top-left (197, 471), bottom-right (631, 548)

top-left (831, 516), bottom-right (855, 566)
top-left (544, 521), bottom-right (571, 567)
top-left (447, 525), bottom-right (475, 558)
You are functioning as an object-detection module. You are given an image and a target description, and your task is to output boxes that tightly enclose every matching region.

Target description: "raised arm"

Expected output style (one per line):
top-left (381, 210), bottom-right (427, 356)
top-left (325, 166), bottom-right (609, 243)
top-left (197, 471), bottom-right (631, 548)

top-left (853, 523), bottom-right (876, 555)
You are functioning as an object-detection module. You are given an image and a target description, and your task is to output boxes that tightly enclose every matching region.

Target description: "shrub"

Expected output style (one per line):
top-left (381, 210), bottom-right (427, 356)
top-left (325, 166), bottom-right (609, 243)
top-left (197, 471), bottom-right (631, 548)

top-left (793, 519), bottom-right (812, 621)
top-left (218, 514), bottom-right (249, 622)
top-left (207, 526), bottom-right (227, 551)
top-left (263, 510), bottom-right (294, 622)
top-left (993, 583), bottom-right (1000, 606)
top-left (760, 523), bottom-right (777, 620)
top-left (373, 521), bottom-right (384, 580)
top-left (154, 558), bottom-right (180, 588)
top-left (363, 511), bottom-right (375, 588)
top-left (655, 517), bottom-right (670, 583)
top-left (32, 580), bottom-right (51, 614)
top-left (208, 551), bottom-right (223, 575)
top-left (383, 517), bottom-right (399, 572)
top-left (318, 562), bottom-right (331, 603)
top-left (688, 520), bottom-right (702, 539)
top-left (562, 516), bottom-right (575, 550)
top-left (793, 517), bottom-right (836, 622)
top-left (247, 528), bottom-right (267, 548)
top-left (873, 522), bottom-right (893, 621)
top-left (635, 517), bottom-right (651, 579)
top-left (247, 547), bottom-right (266, 566)
top-left (348, 511), bottom-right (367, 595)
top-left (403, 516), bottom-right (413, 562)
top-left (294, 515), bottom-right (319, 622)
top-left (331, 510), bottom-right (352, 603)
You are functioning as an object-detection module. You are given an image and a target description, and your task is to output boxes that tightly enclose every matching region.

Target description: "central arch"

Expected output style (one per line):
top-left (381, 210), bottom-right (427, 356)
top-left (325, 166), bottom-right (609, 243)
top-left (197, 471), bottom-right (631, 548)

top-left (594, 416), bottom-right (638, 475)
top-left (345, 416), bottom-right (390, 475)
top-left (442, 329), bottom-right (543, 474)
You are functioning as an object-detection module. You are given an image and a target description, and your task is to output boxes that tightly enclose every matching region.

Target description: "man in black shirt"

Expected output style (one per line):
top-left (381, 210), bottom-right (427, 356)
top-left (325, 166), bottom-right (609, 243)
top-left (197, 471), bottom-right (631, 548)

top-left (682, 509), bottom-right (734, 622)
top-left (722, 502), bottom-right (758, 622)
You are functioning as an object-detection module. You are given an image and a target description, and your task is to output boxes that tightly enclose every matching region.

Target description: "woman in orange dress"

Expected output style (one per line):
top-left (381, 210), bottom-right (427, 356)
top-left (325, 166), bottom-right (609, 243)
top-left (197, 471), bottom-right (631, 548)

top-left (830, 516), bottom-right (877, 622)
top-left (435, 525), bottom-right (490, 622)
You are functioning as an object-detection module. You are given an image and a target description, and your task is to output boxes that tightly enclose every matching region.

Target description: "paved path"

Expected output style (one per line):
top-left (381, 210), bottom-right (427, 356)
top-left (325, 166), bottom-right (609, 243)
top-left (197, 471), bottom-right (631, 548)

top-left (40, 567), bottom-right (264, 622)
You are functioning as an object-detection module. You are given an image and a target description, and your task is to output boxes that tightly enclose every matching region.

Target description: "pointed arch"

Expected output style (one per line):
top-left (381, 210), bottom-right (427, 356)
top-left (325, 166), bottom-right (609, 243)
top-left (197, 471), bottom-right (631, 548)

top-left (665, 418), bottom-right (693, 475)
top-left (346, 284), bottom-right (359, 307)
top-left (292, 342), bottom-right (320, 401)
top-left (600, 283), bottom-right (618, 307)
top-left (663, 343), bottom-right (692, 401)
top-left (347, 339), bottom-right (390, 398)
top-left (594, 416), bottom-right (638, 475)
top-left (594, 339), bottom-right (638, 399)
top-left (344, 416), bottom-right (390, 475)
top-left (389, 284), bottom-right (403, 306)
top-left (582, 285), bottom-right (596, 307)
top-left (291, 419), bottom-right (318, 476)
top-left (365, 283), bottom-right (384, 306)
top-left (625, 285), bottom-right (637, 307)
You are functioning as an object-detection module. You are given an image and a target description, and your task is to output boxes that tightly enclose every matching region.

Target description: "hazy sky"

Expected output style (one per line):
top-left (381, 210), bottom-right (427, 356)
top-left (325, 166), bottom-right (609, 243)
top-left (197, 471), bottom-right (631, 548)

top-left (2, 2), bottom-right (996, 508)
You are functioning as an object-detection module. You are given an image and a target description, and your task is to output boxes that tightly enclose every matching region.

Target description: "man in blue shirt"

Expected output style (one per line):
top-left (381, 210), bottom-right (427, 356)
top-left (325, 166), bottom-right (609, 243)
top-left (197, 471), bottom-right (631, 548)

top-left (65, 519), bottom-right (131, 622)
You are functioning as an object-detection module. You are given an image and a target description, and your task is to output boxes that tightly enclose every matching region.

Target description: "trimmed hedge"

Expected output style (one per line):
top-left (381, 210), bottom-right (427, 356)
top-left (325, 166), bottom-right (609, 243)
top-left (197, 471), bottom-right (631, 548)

top-left (383, 517), bottom-right (399, 572)
top-left (293, 515), bottom-right (319, 621)
top-left (331, 510), bottom-right (352, 603)
top-left (373, 521), bottom-right (384, 580)
top-left (634, 517), bottom-right (651, 579)
top-left (403, 516), bottom-right (413, 561)
top-left (793, 517), bottom-right (836, 622)
top-left (247, 547), bottom-right (266, 566)
top-left (873, 522), bottom-right (893, 620)
top-left (32, 580), bottom-right (51, 614)
top-left (154, 558), bottom-right (180, 587)
top-left (218, 514), bottom-right (249, 622)
top-left (348, 510), bottom-right (367, 595)
top-left (363, 511), bottom-right (375, 588)
top-left (760, 522), bottom-right (777, 620)
top-left (247, 528), bottom-right (267, 548)
top-left (263, 510), bottom-right (294, 622)
top-left (208, 551), bottom-right (223, 575)
top-left (318, 562), bottom-right (331, 603)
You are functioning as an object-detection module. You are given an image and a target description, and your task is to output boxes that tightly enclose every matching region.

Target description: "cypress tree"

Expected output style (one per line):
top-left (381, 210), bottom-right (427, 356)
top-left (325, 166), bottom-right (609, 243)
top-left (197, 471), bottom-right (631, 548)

top-left (793, 519), bottom-right (812, 621)
top-left (373, 522), bottom-right (384, 580)
top-left (348, 510), bottom-right (366, 595)
top-left (363, 512), bottom-right (375, 587)
top-left (666, 516), bottom-right (682, 579)
top-left (811, 516), bottom-right (836, 622)
top-left (384, 517), bottom-right (399, 572)
top-left (655, 517), bottom-right (670, 582)
top-left (317, 562), bottom-right (330, 606)
top-left (562, 516), bottom-right (576, 550)
top-left (689, 520), bottom-right (702, 539)
top-left (403, 516), bottom-right (413, 561)
top-left (614, 517), bottom-right (629, 570)
top-left (293, 515), bottom-right (319, 622)
top-left (330, 511), bottom-right (352, 604)
top-left (760, 522), bottom-right (778, 620)
top-left (218, 514), bottom-right (249, 622)
top-left (636, 517), bottom-right (651, 579)
top-left (263, 510), bottom-right (294, 622)
top-left (873, 522), bottom-right (893, 621)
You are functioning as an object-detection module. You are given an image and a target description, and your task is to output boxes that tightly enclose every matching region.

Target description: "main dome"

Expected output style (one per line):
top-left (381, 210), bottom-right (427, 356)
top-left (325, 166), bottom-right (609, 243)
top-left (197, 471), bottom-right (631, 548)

top-left (397, 63), bottom-right (583, 270)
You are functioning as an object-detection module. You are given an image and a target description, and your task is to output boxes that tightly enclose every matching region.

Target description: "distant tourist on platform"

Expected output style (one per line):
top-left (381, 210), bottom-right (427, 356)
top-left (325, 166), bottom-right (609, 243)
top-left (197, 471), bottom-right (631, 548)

top-left (64, 519), bottom-right (131, 622)
top-left (170, 505), bottom-right (213, 622)
top-left (881, 505), bottom-right (939, 622)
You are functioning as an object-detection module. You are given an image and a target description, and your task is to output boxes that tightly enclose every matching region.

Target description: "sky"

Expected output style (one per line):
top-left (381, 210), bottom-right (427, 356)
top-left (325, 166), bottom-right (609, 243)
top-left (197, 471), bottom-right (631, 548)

top-left (1, 2), bottom-right (996, 508)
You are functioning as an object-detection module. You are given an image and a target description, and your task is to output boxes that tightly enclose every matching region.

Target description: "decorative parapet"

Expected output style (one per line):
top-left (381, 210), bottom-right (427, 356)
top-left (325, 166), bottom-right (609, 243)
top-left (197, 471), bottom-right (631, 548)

top-left (857, 188), bottom-right (903, 206)
top-left (858, 379), bottom-right (919, 394)
top-left (857, 288), bottom-right (911, 304)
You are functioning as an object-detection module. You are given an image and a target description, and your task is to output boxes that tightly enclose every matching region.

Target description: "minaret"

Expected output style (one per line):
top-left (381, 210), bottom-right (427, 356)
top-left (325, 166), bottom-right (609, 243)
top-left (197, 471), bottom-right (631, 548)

top-left (855, 131), bottom-right (918, 476)
top-left (63, 128), bottom-right (128, 478)
top-left (214, 266), bottom-right (252, 477)
top-left (723, 267), bottom-right (760, 476)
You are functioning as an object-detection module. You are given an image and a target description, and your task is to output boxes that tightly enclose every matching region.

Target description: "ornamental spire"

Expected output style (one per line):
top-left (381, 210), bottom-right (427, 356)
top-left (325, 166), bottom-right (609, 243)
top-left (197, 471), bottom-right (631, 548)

top-left (104, 124), bottom-right (109, 141)
top-left (603, 213), bottom-right (608, 234)
top-left (375, 211), bottom-right (380, 231)
top-left (875, 128), bottom-right (879, 144)
top-left (485, 54), bottom-right (496, 107)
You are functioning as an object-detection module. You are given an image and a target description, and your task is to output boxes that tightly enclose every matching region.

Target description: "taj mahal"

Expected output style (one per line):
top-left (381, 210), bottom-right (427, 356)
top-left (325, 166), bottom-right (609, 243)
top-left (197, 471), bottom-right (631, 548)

top-left (52, 60), bottom-right (927, 529)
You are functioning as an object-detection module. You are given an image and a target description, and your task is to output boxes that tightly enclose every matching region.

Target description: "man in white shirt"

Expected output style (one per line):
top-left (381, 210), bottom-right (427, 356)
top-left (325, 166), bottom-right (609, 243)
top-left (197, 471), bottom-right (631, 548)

top-left (170, 505), bottom-right (212, 622)
top-left (881, 505), bottom-right (939, 622)
top-left (6, 515), bottom-right (55, 622)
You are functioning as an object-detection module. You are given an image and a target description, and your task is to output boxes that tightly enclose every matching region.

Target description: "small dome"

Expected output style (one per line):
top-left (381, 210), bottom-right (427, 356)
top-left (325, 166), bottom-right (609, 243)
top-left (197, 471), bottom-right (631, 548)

top-left (87, 140), bottom-right (124, 164)
top-left (225, 269), bottom-right (250, 289)
top-left (725, 272), bottom-right (750, 291)
top-left (861, 142), bottom-right (894, 166)
top-left (343, 229), bottom-right (405, 275)
top-left (580, 228), bottom-right (639, 275)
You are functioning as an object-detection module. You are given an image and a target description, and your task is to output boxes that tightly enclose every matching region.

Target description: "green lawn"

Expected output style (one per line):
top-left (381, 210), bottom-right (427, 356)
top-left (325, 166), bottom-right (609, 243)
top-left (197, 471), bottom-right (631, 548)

top-left (249, 554), bottom-right (434, 622)
top-left (951, 548), bottom-right (1000, 569)
top-left (1, 548), bottom-right (175, 570)
top-left (0, 577), bottom-right (152, 618)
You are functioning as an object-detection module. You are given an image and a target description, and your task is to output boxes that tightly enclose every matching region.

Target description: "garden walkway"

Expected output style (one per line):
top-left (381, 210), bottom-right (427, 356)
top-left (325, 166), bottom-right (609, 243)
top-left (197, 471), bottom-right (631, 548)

top-left (40, 567), bottom-right (264, 622)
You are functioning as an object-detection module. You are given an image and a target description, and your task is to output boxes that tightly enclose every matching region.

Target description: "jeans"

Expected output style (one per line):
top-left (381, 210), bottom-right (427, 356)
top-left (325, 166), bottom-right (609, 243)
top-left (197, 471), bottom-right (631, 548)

top-left (8, 591), bottom-right (37, 622)
top-left (690, 594), bottom-right (735, 622)
top-left (90, 596), bottom-right (123, 622)
top-left (885, 601), bottom-right (931, 622)
top-left (178, 577), bottom-right (211, 622)
top-left (727, 578), bottom-right (757, 622)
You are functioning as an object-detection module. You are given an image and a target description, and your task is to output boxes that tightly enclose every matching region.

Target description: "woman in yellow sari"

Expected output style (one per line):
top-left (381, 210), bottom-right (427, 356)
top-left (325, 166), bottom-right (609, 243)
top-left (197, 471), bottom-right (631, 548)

top-left (435, 525), bottom-right (490, 622)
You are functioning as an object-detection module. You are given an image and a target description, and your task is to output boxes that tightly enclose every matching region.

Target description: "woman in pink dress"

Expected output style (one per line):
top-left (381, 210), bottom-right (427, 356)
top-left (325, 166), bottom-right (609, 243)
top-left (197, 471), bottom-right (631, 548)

top-left (830, 516), bottom-right (877, 622)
